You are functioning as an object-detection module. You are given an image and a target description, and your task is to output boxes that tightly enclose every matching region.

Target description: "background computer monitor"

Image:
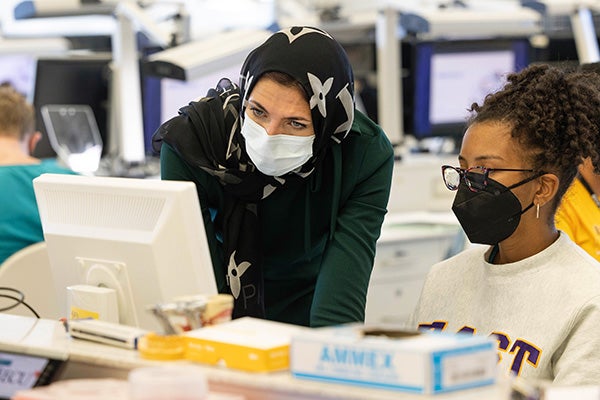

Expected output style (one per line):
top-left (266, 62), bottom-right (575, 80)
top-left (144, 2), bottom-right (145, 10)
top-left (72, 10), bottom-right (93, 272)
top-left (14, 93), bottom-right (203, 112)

top-left (142, 63), bottom-right (242, 156)
top-left (32, 56), bottom-right (111, 159)
top-left (160, 65), bottom-right (242, 123)
top-left (408, 39), bottom-right (530, 144)
top-left (40, 104), bottom-right (103, 174)
top-left (33, 173), bottom-right (218, 332)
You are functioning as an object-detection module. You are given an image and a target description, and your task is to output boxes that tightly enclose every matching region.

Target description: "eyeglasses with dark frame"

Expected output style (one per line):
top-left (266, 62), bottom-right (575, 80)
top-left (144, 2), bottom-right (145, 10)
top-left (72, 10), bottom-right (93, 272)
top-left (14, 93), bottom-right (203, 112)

top-left (441, 165), bottom-right (537, 192)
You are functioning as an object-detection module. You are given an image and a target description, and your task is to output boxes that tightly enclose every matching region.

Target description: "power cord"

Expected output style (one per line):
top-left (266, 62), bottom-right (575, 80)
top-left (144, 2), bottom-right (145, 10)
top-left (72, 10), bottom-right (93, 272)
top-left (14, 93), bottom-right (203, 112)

top-left (0, 287), bottom-right (40, 318)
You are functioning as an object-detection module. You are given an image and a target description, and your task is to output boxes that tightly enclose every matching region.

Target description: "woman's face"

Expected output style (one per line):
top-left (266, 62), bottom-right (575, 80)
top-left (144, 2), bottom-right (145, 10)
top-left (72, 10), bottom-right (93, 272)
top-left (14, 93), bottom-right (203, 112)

top-left (460, 120), bottom-right (537, 207)
top-left (245, 77), bottom-right (315, 137)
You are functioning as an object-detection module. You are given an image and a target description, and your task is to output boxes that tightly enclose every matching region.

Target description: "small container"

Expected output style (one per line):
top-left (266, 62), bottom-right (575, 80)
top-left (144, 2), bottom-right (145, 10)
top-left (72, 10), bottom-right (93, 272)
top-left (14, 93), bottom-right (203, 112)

top-left (129, 365), bottom-right (209, 400)
top-left (202, 294), bottom-right (233, 326)
top-left (137, 332), bottom-right (186, 361)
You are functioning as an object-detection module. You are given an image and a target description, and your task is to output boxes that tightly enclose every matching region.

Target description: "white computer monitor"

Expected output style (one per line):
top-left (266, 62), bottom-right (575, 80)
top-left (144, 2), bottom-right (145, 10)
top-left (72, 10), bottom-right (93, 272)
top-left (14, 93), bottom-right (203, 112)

top-left (33, 173), bottom-right (218, 332)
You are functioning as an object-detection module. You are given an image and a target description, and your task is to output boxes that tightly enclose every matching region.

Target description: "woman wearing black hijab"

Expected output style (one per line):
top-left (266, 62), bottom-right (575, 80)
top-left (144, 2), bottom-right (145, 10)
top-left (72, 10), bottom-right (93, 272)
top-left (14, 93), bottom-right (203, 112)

top-left (153, 26), bottom-right (394, 327)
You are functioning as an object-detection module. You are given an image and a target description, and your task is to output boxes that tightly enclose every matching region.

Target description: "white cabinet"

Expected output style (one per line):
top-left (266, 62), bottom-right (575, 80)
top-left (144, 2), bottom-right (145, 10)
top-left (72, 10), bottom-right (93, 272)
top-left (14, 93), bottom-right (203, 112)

top-left (387, 155), bottom-right (457, 214)
top-left (365, 213), bottom-right (463, 325)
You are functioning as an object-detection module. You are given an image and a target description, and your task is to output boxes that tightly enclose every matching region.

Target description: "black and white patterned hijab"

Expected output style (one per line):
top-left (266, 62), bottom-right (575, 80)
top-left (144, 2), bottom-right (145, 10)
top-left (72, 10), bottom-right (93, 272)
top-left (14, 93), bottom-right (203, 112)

top-left (239, 26), bottom-right (355, 170)
top-left (153, 26), bottom-right (355, 319)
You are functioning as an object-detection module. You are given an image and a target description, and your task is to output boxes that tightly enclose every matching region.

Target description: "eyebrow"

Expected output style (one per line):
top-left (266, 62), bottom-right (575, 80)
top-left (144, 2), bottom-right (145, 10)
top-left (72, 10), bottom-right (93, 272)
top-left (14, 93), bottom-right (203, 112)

top-left (458, 154), bottom-right (506, 164)
top-left (246, 99), bottom-right (312, 123)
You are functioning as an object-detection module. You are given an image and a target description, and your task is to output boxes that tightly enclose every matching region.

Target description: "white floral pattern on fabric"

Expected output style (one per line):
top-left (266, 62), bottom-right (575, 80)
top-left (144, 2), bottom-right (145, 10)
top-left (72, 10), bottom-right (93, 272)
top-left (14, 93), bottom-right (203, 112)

top-left (308, 72), bottom-right (333, 118)
top-left (334, 83), bottom-right (354, 137)
top-left (280, 26), bottom-right (332, 43)
top-left (227, 251), bottom-right (252, 299)
top-left (240, 70), bottom-right (254, 108)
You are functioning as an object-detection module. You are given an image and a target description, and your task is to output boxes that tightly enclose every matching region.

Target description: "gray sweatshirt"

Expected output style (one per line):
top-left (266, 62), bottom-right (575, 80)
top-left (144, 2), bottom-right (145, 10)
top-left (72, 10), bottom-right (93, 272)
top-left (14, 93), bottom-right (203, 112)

top-left (410, 232), bottom-right (600, 385)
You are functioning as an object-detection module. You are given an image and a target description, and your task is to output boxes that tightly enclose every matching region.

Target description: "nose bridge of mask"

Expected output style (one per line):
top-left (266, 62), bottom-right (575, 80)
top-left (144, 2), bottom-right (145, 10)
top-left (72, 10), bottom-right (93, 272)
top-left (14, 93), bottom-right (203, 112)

top-left (242, 115), bottom-right (269, 143)
top-left (241, 108), bottom-right (279, 136)
top-left (465, 171), bottom-right (487, 191)
top-left (261, 117), bottom-right (278, 137)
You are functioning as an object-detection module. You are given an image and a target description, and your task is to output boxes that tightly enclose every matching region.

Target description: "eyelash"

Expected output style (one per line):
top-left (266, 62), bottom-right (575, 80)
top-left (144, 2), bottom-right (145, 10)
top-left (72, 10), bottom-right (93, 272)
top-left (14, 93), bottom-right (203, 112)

top-left (250, 107), bottom-right (264, 118)
top-left (290, 121), bottom-right (307, 129)
top-left (249, 107), bottom-right (307, 130)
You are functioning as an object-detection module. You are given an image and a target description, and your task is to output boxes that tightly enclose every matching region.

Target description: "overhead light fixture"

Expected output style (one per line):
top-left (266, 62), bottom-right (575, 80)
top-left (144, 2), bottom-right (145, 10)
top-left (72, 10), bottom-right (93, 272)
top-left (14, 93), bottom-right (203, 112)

top-left (143, 29), bottom-right (272, 81)
top-left (5, 0), bottom-right (116, 38)
top-left (399, 6), bottom-right (541, 40)
top-left (522, 0), bottom-right (600, 64)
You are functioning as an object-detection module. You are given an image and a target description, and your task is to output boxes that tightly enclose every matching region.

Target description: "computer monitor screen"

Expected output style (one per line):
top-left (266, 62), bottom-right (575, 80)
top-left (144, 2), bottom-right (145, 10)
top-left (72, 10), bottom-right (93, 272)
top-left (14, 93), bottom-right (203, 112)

top-left (33, 173), bottom-right (218, 332)
top-left (142, 64), bottom-right (242, 155)
top-left (0, 54), bottom-right (37, 101)
top-left (160, 65), bottom-right (242, 123)
top-left (410, 39), bottom-right (530, 141)
top-left (32, 56), bottom-right (111, 159)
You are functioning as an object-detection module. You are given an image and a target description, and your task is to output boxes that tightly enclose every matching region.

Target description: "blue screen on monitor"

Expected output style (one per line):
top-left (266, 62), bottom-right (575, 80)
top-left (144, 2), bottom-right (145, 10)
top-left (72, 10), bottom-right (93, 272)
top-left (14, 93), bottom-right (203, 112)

top-left (411, 39), bottom-right (530, 140)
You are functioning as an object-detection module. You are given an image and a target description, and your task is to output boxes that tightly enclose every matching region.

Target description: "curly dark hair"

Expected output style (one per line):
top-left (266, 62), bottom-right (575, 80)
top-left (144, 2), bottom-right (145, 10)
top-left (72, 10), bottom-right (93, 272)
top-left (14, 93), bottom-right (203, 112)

top-left (467, 63), bottom-right (600, 213)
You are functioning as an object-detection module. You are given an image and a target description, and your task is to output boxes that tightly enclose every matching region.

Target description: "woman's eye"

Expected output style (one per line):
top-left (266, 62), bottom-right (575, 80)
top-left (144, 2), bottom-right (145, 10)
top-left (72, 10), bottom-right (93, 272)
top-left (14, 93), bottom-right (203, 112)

top-left (290, 120), bottom-right (307, 129)
top-left (250, 107), bottom-right (265, 118)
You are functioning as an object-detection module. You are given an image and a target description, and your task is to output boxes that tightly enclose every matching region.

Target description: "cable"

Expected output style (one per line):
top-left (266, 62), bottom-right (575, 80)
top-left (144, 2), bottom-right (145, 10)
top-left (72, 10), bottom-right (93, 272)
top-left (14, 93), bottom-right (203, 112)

top-left (0, 286), bottom-right (23, 304)
top-left (0, 287), bottom-right (40, 318)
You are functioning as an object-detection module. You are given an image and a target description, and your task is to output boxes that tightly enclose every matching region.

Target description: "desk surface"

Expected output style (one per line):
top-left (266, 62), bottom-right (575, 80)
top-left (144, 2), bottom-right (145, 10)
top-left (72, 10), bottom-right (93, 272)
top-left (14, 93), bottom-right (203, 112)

top-left (379, 211), bottom-right (461, 243)
top-left (0, 314), bottom-right (510, 400)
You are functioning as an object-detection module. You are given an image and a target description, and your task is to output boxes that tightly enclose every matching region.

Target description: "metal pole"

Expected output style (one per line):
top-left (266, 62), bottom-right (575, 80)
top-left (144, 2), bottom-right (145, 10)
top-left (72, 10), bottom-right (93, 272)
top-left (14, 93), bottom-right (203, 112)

top-left (375, 6), bottom-right (403, 145)
top-left (111, 4), bottom-right (146, 164)
top-left (570, 6), bottom-right (600, 64)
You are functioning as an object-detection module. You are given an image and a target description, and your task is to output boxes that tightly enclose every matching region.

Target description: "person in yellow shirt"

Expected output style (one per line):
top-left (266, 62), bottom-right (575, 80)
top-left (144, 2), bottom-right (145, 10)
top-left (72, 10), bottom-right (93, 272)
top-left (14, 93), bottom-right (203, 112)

top-left (555, 157), bottom-right (600, 261)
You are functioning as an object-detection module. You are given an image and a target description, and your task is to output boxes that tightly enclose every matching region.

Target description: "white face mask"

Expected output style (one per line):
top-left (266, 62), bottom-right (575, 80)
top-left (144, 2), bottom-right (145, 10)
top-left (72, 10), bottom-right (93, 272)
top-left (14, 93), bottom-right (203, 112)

top-left (240, 115), bottom-right (315, 176)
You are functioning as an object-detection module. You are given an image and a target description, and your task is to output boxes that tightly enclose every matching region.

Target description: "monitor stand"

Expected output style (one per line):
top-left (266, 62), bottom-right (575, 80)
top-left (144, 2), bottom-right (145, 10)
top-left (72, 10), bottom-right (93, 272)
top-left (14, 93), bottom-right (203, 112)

top-left (96, 155), bottom-right (161, 179)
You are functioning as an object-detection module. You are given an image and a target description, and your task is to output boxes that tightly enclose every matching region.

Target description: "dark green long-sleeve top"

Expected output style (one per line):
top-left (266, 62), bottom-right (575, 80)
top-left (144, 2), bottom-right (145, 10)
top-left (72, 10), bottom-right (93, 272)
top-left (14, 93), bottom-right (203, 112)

top-left (160, 110), bottom-right (394, 327)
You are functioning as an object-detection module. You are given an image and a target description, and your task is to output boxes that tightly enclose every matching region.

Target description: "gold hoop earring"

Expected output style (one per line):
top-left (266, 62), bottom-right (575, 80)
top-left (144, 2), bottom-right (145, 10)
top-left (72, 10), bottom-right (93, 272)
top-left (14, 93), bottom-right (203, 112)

top-left (536, 203), bottom-right (540, 219)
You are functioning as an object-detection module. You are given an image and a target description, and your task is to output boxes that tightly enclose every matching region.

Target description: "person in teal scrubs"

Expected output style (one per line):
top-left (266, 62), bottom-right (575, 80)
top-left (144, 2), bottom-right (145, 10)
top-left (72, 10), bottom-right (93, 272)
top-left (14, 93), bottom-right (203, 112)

top-left (0, 84), bottom-right (76, 265)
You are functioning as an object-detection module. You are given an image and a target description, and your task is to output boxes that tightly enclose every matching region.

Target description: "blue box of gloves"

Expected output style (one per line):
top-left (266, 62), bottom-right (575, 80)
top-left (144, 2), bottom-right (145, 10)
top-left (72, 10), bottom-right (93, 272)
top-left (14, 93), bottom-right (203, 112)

top-left (290, 325), bottom-right (498, 395)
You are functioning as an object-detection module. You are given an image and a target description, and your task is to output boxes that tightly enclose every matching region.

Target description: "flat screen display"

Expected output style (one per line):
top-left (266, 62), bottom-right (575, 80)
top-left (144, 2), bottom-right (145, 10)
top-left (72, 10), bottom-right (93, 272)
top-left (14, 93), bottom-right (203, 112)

top-left (411, 39), bottom-right (530, 141)
top-left (142, 64), bottom-right (242, 156)
top-left (41, 104), bottom-right (103, 173)
top-left (32, 56), bottom-right (111, 159)
top-left (159, 64), bottom-right (240, 124)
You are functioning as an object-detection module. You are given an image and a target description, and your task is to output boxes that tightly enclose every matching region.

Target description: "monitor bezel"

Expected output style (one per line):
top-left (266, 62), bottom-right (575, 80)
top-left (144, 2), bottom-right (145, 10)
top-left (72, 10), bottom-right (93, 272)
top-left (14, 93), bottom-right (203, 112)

top-left (410, 38), bottom-right (530, 141)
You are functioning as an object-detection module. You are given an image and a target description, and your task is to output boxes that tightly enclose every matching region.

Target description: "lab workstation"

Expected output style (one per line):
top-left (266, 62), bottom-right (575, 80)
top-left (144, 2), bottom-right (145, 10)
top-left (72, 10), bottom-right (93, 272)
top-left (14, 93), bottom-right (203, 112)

top-left (2, 0), bottom-right (600, 398)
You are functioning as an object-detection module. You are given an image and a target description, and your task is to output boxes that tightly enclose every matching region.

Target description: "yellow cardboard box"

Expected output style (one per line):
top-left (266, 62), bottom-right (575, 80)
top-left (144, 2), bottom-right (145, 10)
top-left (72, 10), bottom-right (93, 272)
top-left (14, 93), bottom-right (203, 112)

top-left (184, 317), bottom-right (307, 372)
